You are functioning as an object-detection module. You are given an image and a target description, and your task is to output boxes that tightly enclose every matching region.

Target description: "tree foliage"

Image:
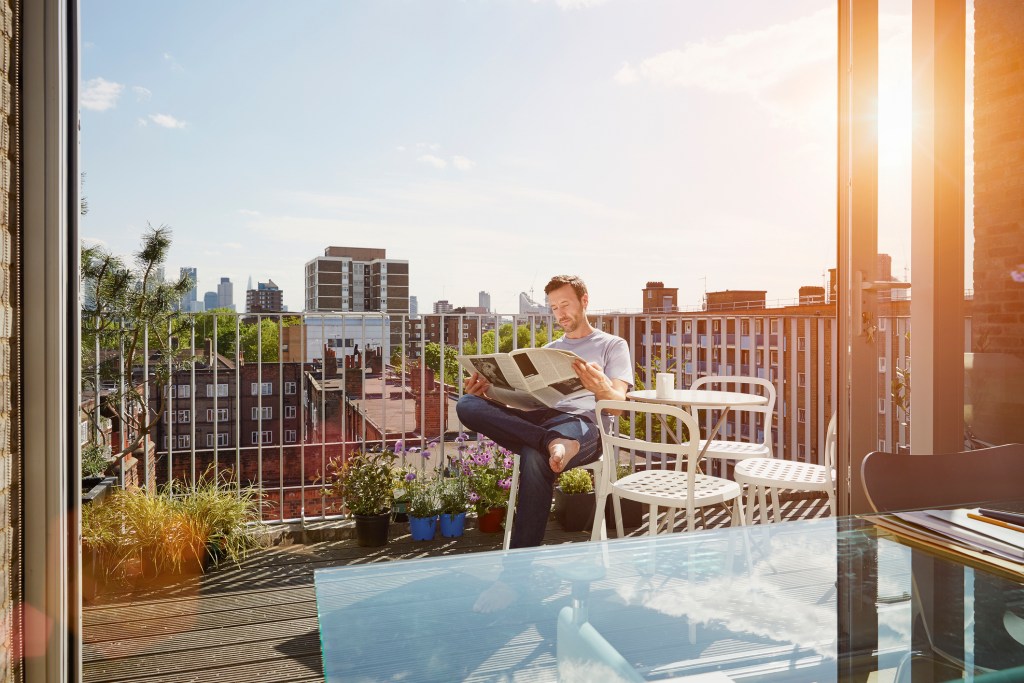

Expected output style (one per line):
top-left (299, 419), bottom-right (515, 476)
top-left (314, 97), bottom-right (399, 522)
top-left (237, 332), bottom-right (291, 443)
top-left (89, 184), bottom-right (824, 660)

top-left (81, 225), bottom-right (194, 458)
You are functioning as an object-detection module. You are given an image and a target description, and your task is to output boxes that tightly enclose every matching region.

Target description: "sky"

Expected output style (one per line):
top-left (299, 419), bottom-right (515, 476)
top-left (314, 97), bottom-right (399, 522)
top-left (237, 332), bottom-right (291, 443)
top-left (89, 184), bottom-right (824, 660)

top-left (79, 0), bottom-right (918, 314)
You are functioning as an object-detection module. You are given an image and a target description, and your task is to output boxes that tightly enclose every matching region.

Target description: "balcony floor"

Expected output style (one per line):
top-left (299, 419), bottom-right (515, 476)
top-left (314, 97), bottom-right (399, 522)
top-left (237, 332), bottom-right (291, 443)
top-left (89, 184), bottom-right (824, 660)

top-left (82, 496), bottom-right (831, 683)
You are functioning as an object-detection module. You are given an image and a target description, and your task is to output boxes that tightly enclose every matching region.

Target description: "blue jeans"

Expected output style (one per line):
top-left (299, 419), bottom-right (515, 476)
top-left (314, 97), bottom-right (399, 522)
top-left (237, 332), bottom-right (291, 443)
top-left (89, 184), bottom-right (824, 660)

top-left (455, 394), bottom-right (602, 548)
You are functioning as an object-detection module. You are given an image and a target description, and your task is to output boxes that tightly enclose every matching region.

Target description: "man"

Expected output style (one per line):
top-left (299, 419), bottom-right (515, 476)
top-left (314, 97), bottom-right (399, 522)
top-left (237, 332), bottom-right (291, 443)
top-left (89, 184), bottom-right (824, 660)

top-left (456, 274), bottom-right (633, 550)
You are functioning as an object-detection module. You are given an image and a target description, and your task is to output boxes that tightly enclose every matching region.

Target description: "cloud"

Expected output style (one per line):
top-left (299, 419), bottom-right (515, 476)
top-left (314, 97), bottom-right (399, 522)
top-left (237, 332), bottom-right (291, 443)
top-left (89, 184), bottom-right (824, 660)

top-left (222, 242), bottom-right (243, 249)
top-left (614, 7), bottom-right (837, 130)
top-left (616, 6), bottom-right (835, 95)
top-left (136, 118), bottom-right (148, 127)
top-left (149, 113), bottom-right (187, 129)
top-left (237, 209), bottom-right (261, 217)
top-left (80, 77), bottom-right (124, 111)
top-left (417, 154), bottom-right (447, 169)
top-left (163, 52), bottom-right (184, 72)
top-left (452, 155), bottom-right (476, 171)
top-left (132, 86), bottom-right (152, 101)
top-left (415, 142), bottom-right (441, 151)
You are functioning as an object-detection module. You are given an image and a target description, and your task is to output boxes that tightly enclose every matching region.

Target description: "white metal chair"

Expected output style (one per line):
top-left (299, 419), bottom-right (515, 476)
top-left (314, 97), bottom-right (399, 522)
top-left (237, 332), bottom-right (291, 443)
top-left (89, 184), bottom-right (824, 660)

top-left (733, 412), bottom-right (837, 523)
top-left (688, 375), bottom-right (776, 465)
top-left (503, 439), bottom-right (607, 550)
top-left (592, 400), bottom-right (744, 537)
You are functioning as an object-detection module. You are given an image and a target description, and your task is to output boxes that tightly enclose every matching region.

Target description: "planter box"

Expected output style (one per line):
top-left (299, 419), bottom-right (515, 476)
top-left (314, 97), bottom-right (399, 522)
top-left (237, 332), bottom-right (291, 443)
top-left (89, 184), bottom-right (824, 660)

top-left (553, 487), bottom-right (596, 532)
top-left (82, 476), bottom-right (117, 506)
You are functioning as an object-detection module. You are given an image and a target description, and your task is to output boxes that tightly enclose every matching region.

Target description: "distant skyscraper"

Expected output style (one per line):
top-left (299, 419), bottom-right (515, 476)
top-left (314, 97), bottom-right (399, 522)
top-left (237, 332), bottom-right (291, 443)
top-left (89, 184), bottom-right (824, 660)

top-left (180, 267), bottom-right (199, 312)
top-left (217, 277), bottom-right (235, 311)
top-left (433, 299), bottom-right (454, 314)
top-left (246, 279), bottom-right (284, 313)
top-left (203, 291), bottom-right (219, 311)
top-left (409, 295), bottom-right (419, 319)
top-left (478, 291), bottom-right (491, 313)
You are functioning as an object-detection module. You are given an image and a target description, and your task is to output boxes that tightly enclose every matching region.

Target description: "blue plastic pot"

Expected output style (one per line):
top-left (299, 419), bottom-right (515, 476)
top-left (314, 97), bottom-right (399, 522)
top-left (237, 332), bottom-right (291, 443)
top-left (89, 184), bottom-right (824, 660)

top-left (408, 515), bottom-right (438, 541)
top-left (439, 512), bottom-right (467, 538)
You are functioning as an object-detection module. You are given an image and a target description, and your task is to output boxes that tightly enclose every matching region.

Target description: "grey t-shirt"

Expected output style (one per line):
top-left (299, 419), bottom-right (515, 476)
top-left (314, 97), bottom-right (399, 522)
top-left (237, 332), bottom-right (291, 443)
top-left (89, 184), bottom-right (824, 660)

top-left (545, 329), bottom-right (633, 416)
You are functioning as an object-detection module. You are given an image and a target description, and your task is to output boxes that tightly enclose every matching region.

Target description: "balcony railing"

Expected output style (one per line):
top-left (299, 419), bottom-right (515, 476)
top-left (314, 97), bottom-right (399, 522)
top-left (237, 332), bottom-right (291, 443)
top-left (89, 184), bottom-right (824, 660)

top-left (81, 309), bottom-right (932, 524)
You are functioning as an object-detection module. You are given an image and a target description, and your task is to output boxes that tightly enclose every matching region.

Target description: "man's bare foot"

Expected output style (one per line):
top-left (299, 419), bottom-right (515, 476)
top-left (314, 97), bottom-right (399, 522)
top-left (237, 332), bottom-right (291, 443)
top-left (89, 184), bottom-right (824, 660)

top-left (548, 438), bottom-right (580, 473)
top-left (473, 580), bottom-right (518, 613)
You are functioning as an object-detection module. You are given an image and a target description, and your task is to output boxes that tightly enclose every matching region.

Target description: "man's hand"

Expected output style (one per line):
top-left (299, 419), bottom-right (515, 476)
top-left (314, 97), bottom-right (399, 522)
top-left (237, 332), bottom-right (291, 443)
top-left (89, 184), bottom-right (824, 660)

top-left (464, 371), bottom-right (492, 397)
top-left (573, 359), bottom-right (614, 399)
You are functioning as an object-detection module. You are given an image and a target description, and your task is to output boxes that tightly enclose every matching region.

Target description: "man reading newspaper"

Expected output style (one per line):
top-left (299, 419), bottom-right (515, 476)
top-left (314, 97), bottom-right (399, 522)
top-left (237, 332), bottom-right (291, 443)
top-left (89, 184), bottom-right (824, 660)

top-left (457, 275), bottom-right (633, 558)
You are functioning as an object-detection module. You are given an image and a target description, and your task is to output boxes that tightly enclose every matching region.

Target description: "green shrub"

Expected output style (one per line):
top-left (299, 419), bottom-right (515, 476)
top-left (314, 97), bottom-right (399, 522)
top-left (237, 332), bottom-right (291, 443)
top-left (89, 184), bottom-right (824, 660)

top-left (81, 442), bottom-right (111, 479)
top-left (558, 468), bottom-right (594, 495)
top-left (406, 479), bottom-right (442, 518)
top-left (322, 450), bottom-right (397, 516)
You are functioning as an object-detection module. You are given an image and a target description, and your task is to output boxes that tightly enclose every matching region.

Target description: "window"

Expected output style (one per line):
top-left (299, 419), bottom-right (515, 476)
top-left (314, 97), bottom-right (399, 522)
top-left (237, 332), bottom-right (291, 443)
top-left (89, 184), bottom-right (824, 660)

top-left (169, 384), bottom-right (191, 399)
top-left (879, 440), bottom-right (888, 452)
top-left (798, 337), bottom-right (807, 351)
top-left (285, 430), bottom-right (296, 443)
top-left (251, 431), bottom-right (273, 445)
top-left (798, 444), bottom-right (806, 458)
top-left (878, 399), bottom-right (887, 414)
top-left (712, 320), bottom-right (720, 332)
top-left (206, 383), bottom-right (229, 397)
top-left (251, 382), bottom-right (273, 395)
top-left (252, 406), bottom-right (273, 420)
top-left (878, 357), bottom-right (888, 373)
top-left (207, 408), bottom-right (229, 422)
top-left (285, 405), bottom-right (296, 419)
top-left (798, 408), bottom-right (806, 423)
top-left (770, 350), bottom-right (779, 366)
top-left (770, 319), bottom-right (779, 334)
top-left (285, 381), bottom-right (296, 395)
top-left (164, 410), bottom-right (191, 423)
top-left (177, 409), bottom-right (190, 423)
top-left (206, 433), bottom-right (229, 447)
top-left (798, 372), bottom-right (806, 387)
top-left (177, 435), bottom-right (190, 449)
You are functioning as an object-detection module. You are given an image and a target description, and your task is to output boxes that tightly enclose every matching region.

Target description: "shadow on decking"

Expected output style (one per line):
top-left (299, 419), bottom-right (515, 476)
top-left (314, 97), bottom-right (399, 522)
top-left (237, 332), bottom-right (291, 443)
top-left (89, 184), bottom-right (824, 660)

top-left (82, 497), bottom-right (832, 683)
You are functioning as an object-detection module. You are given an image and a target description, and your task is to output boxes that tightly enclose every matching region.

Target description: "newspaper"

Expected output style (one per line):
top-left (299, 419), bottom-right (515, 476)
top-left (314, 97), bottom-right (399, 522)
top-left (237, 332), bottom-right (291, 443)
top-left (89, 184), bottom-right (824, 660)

top-left (456, 348), bottom-right (588, 410)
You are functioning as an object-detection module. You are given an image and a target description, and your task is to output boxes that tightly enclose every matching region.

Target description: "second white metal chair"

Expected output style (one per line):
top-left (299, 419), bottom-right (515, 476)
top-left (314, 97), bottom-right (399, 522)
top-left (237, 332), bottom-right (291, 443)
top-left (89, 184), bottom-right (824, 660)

top-left (733, 412), bottom-right (837, 523)
top-left (688, 375), bottom-right (777, 465)
top-left (592, 400), bottom-right (744, 537)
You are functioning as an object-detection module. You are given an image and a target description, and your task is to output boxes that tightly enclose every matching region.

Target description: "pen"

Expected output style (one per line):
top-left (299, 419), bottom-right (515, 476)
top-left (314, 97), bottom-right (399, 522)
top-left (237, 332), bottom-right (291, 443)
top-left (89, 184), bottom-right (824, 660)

top-left (979, 507), bottom-right (1024, 527)
top-left (967, 512), bottom-right (1024, 534)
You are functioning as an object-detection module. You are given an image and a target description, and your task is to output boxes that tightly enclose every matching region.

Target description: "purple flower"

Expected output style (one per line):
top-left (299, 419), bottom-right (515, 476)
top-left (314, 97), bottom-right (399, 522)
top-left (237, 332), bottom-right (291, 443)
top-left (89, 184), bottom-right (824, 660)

top-left (455, 433), bottom-right (468, 443)
top-left (498, 477), bottom-right (512, 490)
top-left (404, 471), bottom-right (416, 482)
top-left (503, 457), bottom-right (514, 470)
top-left (468, 492), bottom-right (480, 503)
top-left (393, 440), bottom-right (405, 453)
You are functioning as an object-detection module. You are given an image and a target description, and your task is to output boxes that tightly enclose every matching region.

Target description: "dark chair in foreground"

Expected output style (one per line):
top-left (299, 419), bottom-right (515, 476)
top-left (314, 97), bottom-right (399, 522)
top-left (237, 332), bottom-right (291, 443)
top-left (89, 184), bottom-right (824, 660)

top-left (861, 443), bottom-right (1024, 513)
top-left (860, 443), bottom-right (1024, 680)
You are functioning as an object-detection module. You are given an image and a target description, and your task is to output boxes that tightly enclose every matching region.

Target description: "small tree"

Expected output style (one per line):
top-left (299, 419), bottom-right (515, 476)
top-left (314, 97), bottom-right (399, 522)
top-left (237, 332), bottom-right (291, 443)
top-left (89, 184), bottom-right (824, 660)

top-left (81, 225), bottom-right (194, 462)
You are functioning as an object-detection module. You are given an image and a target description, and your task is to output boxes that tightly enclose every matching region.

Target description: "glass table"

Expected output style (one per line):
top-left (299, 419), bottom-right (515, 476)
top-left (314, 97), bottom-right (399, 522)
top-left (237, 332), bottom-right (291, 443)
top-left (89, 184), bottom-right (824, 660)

top-left (314, 515), bottom-right (1024, 682)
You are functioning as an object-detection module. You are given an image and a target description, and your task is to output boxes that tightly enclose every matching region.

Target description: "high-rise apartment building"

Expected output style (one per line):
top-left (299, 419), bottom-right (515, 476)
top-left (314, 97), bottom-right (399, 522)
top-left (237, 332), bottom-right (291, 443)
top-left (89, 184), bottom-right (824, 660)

top-left (217, 277), bottom-right (235, 311)
top-left (304, 247), bottom-right (409, 314)
top-left (433, 300), bottom-right (454, 314)
top-left (479, 291), bottom-right (491, 312)
top-left (409, 295), bottom-right (419, 319)
top-left (246, 279), bottom-right (284, 313)
top-left (304, 246), bottom-right (410, 351)
top-left (203, 291), bottom-right (218, 311)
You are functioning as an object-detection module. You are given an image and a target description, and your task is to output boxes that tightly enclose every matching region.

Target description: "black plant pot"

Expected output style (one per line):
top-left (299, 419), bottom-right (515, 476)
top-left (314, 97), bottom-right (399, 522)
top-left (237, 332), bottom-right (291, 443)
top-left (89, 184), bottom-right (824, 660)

top-left (605, 496), bottom-right (644, 530)
top-left (553, 487), bottom-right (596, 532)
top-left (82, 476), bottom-right (117, 506)
top-left (354, 512), bottom-right (391, 547)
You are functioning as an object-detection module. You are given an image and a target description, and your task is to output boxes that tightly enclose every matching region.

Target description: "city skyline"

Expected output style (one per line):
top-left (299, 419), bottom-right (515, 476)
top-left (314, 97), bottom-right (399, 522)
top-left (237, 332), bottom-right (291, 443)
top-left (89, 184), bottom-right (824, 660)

top-left (78, 1), bottom-right (924, 314)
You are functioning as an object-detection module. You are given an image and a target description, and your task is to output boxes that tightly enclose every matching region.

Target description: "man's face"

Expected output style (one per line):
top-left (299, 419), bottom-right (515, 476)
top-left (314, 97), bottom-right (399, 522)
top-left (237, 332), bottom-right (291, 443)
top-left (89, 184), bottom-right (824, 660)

top-left (548, 284), bottom-right (588, 336)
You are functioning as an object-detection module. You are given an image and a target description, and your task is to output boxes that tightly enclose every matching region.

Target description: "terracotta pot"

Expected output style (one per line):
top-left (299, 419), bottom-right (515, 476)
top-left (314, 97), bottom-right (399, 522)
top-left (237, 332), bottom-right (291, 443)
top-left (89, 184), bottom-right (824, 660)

top-left (476, 507), bottom-right (505, 533)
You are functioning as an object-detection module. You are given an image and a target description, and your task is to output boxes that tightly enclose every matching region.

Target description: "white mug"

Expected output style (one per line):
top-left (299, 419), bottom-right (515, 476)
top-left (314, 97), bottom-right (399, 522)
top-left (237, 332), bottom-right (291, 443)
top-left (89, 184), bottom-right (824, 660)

top-left (656, 373), bottom-right (675, 399)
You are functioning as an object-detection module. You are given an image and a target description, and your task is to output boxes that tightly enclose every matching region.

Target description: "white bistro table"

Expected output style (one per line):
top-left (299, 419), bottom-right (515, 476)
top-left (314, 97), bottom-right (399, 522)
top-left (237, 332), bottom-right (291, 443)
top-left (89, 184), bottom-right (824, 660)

top-left (626, 388), bottom-right (768, 463)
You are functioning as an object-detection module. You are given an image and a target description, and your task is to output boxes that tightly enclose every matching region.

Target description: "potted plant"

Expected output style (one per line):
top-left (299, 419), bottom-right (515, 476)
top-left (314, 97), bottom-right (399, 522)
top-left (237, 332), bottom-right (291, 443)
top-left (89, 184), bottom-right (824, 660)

top-left (437, 475), bottom-right (470, 538)
top-left (81, 442), bottom-right (117, 505)
top-left (323, 450), bottom-right (398, 547)
top-left (406, 478), bottom-right (441, 541)
top-left (554, 468), bottom-right (596, 532)
top-left (605, 463), bottom-right (644, 530)
top-left (452, 437), bottom-right (514, 533)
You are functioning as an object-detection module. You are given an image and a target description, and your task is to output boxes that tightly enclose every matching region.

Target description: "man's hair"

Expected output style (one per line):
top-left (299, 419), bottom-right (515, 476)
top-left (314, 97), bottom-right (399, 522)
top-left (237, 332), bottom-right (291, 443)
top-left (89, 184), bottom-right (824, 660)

top-left (544, 275), bottom-right (588, 301)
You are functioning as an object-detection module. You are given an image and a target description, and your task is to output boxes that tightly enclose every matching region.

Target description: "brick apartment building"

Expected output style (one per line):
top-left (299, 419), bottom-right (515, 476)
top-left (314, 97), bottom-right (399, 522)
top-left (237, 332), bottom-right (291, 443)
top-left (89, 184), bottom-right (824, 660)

top-left (245, 279), bottom-right (284, 313)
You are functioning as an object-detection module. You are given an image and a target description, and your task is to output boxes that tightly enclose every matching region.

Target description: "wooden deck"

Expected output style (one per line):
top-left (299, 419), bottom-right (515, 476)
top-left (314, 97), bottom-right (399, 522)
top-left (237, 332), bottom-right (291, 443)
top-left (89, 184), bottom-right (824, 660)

top-left (82, 497), bottom-right (832, 683)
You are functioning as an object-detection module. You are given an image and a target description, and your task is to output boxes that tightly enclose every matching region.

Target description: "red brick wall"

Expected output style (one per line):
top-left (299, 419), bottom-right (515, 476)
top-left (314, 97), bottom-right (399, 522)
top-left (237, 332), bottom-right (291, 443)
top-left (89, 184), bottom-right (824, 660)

top-left (973, 0), bottom-right (1024, 357)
